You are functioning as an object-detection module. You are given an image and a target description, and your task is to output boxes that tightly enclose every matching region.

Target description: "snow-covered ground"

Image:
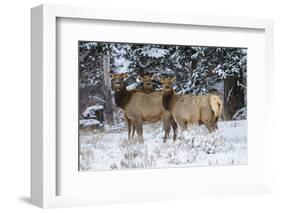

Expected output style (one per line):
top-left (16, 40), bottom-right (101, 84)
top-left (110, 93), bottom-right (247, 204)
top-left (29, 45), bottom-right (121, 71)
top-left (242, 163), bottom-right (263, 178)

top-left (79, 120), bottom-right (247, 171)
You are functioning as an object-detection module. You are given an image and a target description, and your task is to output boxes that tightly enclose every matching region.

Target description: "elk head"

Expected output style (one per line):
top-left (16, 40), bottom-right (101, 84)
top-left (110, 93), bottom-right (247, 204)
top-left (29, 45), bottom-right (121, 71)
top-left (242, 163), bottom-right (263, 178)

top-left (110, 73), bottom-right (128, 92)
top-left (138, 74), bottom-right (156, 91)
top-left (160, 76), bottom-right (176, 92)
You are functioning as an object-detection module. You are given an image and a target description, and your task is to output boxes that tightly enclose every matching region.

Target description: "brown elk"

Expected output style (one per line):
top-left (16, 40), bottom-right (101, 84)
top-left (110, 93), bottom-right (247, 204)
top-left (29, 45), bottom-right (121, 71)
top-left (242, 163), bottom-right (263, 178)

top-left (126, 73), bottom-right (155, 137)
top-left (110, 73), bottom-right (177, 143)
top-left (161, 77), bottom-right (223, 133)
top-left (137, 74), bottom-right (156, 93)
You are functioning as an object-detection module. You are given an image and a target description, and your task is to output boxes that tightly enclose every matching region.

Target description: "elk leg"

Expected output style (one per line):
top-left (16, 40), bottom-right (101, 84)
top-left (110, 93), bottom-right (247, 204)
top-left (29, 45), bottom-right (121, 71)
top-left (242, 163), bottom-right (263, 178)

top-left (163, 118), bottom-right (171, 143)
top-left (177, 118), bottom-right (186, 130)
top-left (214, 122), bottom-right (218, 130)
top-left (204, 121), bottom-right (217, 133)
top-left (131, 122), bottom-right (136, 139)
top-left (169, 116), bottom-right (178, 141)
top-left (201, 108), bottom-right (218, 132)
top-left (135, 117), bottom-right (144, 143)
top-left (125, 116), bottom-right (131, 141)
top-left (163, 112), bottom-right (174, 143)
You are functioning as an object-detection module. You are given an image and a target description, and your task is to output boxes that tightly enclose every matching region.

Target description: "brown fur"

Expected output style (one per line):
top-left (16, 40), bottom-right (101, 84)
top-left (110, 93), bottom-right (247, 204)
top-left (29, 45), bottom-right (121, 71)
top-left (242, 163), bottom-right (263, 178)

top-left (161, 77), bottom-right (223, 133)
top-left (162, 90), bottom-right (174, 110)
top-left (114, 89), bottom-right (135, 109)
top-left (138, 74), bottom-right (155, 93)
top-left (161, 77), bottom-right (176, 111)
top-left (111, 73), bottom-right (177, 142)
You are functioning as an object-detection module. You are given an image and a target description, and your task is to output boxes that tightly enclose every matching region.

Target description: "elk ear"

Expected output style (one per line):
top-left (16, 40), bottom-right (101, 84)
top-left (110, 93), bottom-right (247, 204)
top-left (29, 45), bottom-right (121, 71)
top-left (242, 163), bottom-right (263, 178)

top-left (171, 76), bottom-right (176, 82)
top-left (110, 73), bottom-right (115, 79)
top-left (122, 73), bottom-right (128, 78)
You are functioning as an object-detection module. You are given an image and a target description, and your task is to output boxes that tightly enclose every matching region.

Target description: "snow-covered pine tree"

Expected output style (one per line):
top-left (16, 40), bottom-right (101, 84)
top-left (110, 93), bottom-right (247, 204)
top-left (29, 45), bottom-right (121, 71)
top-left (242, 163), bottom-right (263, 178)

top-left (125, 43), bottom-right (173, 90)
top-left (79, 41), bottom-right (115, 124)
top-left (216, 48), bottom-right (247, 120)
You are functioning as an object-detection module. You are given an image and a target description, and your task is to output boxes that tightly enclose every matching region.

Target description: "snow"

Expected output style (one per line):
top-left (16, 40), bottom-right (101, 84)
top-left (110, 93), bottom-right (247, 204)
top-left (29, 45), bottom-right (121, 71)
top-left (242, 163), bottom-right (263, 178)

top-left (80, 119), bottom-right (103, 127)
top-left (191, 52), bottom-right (200, 59)
top-left (79, 120), bottom-right (247, 171)
top-left (126, 82), bottom-right (138, 90)
top-left (213, 65), bottom-right (227, 79)
top-left (82, 105), bottom-right (104, 118)
top-left (212, 81), bottom-right (224, 93)
top-left (113, 57), bottom-right (131, 73)
top-left (84, 105), bottom-right (104, 112)
top-left (80, 42), bottom-right (97, 49)
top-left (139, 47), bottom-right (169, 58)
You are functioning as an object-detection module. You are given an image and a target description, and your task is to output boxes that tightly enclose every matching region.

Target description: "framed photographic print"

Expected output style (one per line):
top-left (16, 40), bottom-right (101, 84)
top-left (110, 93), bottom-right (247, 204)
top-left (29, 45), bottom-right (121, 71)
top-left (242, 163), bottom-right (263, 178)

top-left (31, 4), bottom-right (274, 208)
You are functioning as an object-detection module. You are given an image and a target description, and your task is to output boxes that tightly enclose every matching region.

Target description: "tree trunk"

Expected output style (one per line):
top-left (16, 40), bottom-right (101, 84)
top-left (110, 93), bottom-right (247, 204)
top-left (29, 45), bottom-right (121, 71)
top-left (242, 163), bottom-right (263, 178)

top-left (103, 54), bottom-right (114, 125)
top-left (223, 75), bottom-right (245, 120)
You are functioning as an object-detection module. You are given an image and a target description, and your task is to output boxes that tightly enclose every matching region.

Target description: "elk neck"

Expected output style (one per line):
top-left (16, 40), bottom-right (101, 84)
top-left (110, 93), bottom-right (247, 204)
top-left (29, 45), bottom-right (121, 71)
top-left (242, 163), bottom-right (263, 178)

top-left (114, 86), bottom-right (132, 110)
top-left (162, 89), bottom-right (175, 111)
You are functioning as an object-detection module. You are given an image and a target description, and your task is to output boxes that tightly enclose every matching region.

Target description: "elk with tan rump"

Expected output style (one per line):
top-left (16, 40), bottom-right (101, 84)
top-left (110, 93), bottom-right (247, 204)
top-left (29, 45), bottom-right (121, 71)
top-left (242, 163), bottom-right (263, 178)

top-left (161, 76), bottom-right (223, 135)
top-left (110, 73), bottom-right (177, 143)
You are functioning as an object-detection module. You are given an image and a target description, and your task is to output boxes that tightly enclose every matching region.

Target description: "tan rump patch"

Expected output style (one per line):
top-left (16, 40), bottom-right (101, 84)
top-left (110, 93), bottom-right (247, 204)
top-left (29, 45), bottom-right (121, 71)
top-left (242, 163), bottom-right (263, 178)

top-left (210, 95), bottom-right (223, 118)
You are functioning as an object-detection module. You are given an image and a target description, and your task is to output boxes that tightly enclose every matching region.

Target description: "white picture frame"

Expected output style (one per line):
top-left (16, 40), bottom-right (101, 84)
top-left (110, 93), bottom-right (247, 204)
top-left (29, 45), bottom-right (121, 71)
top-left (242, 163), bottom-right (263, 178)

top-left (31, 4), bottom-right (274, 208)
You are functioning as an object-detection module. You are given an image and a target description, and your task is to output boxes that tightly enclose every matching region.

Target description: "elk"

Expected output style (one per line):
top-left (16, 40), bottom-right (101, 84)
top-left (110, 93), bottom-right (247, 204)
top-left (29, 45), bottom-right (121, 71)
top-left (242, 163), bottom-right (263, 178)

top-left (110, 73), bottom-right (177, 143)
top-left (137, 74), bottom-right (156, 93)
top-left (161, 77), bottom-right (223, 133)
top-left (127, 73), bottom-right (155, 137)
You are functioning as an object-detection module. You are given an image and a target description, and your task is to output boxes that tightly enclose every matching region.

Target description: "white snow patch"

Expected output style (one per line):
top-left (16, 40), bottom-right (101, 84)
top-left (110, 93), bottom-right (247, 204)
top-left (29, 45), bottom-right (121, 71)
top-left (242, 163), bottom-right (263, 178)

top-left (113, 57), bottom-right (131, 73)
top-left (139, 47), bottom-right (169, 58)
top-left (212, 81), bottom-right (224, 93)
top-left (126, 82), bottom-right (138, 90)
top-left (82, 105), bottom-right (104, 118)
top-left (79, 120), bottom-right (247, 171)
top-left (80, 119), bottom-right (103, 127)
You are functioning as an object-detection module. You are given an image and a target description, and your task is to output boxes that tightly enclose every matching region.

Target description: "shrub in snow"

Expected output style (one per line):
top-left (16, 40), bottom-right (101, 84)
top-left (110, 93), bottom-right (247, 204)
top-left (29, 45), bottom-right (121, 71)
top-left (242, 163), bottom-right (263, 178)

top-left (82, 105), bottom-right (104, 118)
top-left (118, 141), bottom-right (156, 169)
top-left (80, 105), bottom-right (104, 128)
top-left (79, 131), bottom-right (105, 170)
